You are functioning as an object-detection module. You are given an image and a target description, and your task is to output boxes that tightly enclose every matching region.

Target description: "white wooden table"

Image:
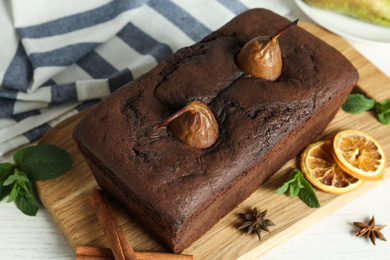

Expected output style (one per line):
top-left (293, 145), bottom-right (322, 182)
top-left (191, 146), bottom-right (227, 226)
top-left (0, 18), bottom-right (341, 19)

top-left (1, 1), bottom-right (389, 259)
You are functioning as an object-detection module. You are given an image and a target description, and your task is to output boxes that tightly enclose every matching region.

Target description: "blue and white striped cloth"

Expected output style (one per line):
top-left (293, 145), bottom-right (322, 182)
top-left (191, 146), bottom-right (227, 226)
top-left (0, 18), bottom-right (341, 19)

top-left (0, 0), bottom-right (289, 157)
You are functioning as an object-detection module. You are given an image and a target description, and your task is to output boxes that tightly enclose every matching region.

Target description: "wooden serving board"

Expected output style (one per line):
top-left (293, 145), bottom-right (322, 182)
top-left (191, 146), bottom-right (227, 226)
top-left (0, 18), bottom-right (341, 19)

top-left (36, 22), bottom-right (390, 260)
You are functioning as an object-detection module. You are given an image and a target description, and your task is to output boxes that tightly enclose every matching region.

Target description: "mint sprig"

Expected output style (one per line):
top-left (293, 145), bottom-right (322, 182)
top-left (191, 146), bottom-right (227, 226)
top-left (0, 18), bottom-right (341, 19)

top-left (13, 144), bottom-right (73, 181)
top-left (342, 94), bottom-right (375, 114)
top-left (0, 144), bottom-right (72, 216)
top-left (276, 168), bottom-right (320, 208)
top-left (375, 98), bottom-right (390, 125)
top-left (342, 94), bottom-right (390, 125)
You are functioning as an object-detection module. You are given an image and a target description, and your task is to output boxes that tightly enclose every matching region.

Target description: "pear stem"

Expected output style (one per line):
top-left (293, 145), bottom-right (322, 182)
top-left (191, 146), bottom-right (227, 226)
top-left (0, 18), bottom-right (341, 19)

top-left (157, 107), bottom-right (192, 128)
top-left (273, 19), bottom-right (299, 39)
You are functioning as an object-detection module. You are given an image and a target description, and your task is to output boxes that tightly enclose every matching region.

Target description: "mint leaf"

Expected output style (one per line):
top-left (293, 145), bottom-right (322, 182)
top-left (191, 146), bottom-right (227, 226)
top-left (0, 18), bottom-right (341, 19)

top-left (276, 169), bottom-right (300, 195)
top-left (298, 188), bottom-right (320, 208)
top-left (15, 193), bottom-right (39, 216)
top-left (342, 94), bottom-right (375, 114)
top-left (0, 163), bottom-right (14, 180)
top-left (4, 170), bottom-right (39, 215)
top-left (0, 163), bottom-right (15, 202)
top-left (4, 169), bottom-right (39, 215)
top-left (297, 172), bottom-right (320, 208)
top-left (276, 181), bottom-right (290, 194)
top-left (13, 170), bottom-right (33, 197)
top-left (378, 98), bottom-right (390, 109)
top-left (376, 99), bottom-right (390, 113)
top-left (14, 144), bottom-right (73, 181)
top-left (276, 178), bottom-right (295, 194)
top-left (15, 181), bottom-right (39, 216)
top-left (3, 169), bottom-right (30, 186)
top-left (378, 112), bottom-right (390, 125)
top-left (288, 169), bottom-right (305, 198)
top-left (276, 169), bottom-right (320, 208)
top-left (1, 144), bottom-right (72, 216)
top-left (375, 99), bottom-right (390, 125)
top-left (5, 170), bottom-right (32, 204)
top-left (7, 183), bottom-right (20, 203)
top-left (289, 181), bottom-right (300, 198)
top-left (276, 169), bottom-right (299, 195)
top-left (0, 181), bottom-right (12, 202)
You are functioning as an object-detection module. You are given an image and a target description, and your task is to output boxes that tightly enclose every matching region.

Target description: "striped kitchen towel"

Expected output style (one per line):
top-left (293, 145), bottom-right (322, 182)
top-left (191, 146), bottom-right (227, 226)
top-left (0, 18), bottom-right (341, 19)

top-left (0, 0), bottom-right (289, 157)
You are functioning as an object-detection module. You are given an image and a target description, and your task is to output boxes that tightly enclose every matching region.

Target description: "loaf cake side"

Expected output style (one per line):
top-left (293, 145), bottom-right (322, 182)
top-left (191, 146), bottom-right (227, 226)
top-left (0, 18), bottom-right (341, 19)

top-left (73, 8), bottom-right (359, 253)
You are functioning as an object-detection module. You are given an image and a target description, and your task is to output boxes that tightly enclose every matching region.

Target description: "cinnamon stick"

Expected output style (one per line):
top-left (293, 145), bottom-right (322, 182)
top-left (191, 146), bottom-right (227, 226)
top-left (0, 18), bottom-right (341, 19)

top-left (89, 188), bottom-right (138, 260)
top-left (76, 246), bottom-right (114, 258)
top-left (76, 246), bottom-right (194, 260)
top-left (76, 255), bottom-right (114, 260)
top-left (76, 257), bottom-right (114, 260)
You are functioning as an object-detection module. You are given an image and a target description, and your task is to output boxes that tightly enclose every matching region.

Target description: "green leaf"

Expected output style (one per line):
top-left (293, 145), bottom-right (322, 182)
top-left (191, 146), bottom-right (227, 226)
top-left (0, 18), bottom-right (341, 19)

top-left (276, 169), bottom-right (299, 196)
top-left (3, 169), bottom-right (30, 186)
top-left (290, 168), bottom-right (300, 178)
top-left (298, 188), bottom-right (320, 208)
top-left (15, 194), bottom-right (39, 216)
top-left (16, 180), bottom-right (33, 198)
top-left (0, 163), bottom-right (14, 201)
top-left (14, 144), bottom-right (73, 181)
top-left (7, 183), bottom-right (20, 203)
top-left (0, 162), bottom-right (14, 181)
top-left (379, 98), bottom-right (390, 109)
top-left (1, 144), bottom-right (71, 216)
top-left (5, 170), bottom-right (33, 204)
top-left (15, 181), bottom-right (39, 216)
top-left (288, 169), bottom-right (303, 198)
top-left (276, 179), bottom-right (294, 194)
top-left (375, 99), bottom-right (390, 125)
top-left (297, 172), bottom-right (320, 208)
top-left (342, 94), bottom-right (375, 114)
top-left (378, 112), bottom-right (390, 125)
top-left (375, 99), bottom-right (390, 114)
top-left (276, 169), bottom-right (300, 195)
top-left (0, 180), bottom-right (12, 202)
top-left (276, 169), bottom-right (320, 208)
top-left (289, 181), bottom-right (300, 198)
top-left (276, 182), bottom-right (289, 194)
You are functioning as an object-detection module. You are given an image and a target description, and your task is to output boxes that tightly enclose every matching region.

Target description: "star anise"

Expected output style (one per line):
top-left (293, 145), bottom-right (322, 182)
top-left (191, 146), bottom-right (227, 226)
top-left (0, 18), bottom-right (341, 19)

top-left (237, 208), bottom-right (275, 241)
top-left (353, 215), bottom-right (387, 245)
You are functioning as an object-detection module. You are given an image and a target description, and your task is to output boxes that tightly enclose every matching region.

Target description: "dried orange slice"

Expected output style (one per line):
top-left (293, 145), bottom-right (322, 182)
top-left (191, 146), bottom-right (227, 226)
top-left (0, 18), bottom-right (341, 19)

top-left (332, 130), bottom-right (386, 181)
top-left (301, 140), bottom-right (364, 194)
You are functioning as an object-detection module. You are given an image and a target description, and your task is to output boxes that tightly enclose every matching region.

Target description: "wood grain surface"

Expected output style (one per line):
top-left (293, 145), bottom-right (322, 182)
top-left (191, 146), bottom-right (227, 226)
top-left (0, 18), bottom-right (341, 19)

top-left (36, 22), bottom-right (390, 260)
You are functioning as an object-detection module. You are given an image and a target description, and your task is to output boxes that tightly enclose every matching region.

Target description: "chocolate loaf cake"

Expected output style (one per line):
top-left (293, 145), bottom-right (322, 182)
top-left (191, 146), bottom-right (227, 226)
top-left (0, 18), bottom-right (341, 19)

top-left (73, 9), bottom-right (359, 253)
